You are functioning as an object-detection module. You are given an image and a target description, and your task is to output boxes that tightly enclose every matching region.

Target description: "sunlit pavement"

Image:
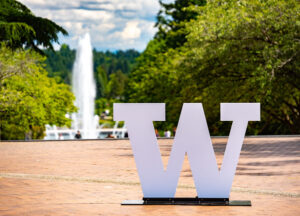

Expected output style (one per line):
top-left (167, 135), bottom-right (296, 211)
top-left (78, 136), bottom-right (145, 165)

top-left (0, 137), bottom-right (299, 215)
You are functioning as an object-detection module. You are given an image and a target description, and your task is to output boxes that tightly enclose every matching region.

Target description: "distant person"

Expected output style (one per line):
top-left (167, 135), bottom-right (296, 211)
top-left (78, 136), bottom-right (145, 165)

top-left (106, 133), bottom-right (115, 138)
top-left (25, 131), bottom-right (32, 140)
top-left (59, 133), bottom-right (64, 140)
top-left (164, 130), bottom-right (171, 138)
top-left (155, 129), bottom-right (160, 137)
top-left (173, 127), bottom-right (177, 137)
top-left (100, 112), bottom-right (106, 120)
top-left (124, 132), bottom-right (129, 138)
top-left (75, 131), bottom-right (82, 139)
top-left (25, 125), bottom-right (33, 140)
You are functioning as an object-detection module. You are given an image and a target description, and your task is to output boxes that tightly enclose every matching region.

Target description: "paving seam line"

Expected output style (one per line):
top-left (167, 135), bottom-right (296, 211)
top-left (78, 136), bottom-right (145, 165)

top-left (0, 172), bottom-right (299, 198)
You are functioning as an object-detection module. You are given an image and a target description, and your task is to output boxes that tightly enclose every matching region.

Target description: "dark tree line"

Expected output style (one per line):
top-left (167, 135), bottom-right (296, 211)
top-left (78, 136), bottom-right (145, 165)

top-left (44, 46), bottom-right (140, 100)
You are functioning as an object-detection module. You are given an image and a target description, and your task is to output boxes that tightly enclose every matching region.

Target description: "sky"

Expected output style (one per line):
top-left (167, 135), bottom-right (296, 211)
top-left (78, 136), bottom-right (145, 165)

top-left (19, 0), bottom-right (164, 51)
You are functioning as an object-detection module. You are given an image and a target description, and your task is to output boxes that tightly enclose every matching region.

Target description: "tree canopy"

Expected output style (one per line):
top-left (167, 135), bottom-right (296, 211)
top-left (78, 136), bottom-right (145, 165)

top-left (126, 0), bottom-right (300, 135)
top-left (44, 46), bottom-right (140, 114)
top-left (0, 45), bottom-right (77, 140)
top-left (155, 0), bottom-right (206, 49)
top-left (0, 0), bottom-right (67, 53)
top-left (10, 0), bottom-right (298, 137)
top-left (181, 0), bottom-right (300, 134)
top-left (0, 0), bottom-right (76, 140)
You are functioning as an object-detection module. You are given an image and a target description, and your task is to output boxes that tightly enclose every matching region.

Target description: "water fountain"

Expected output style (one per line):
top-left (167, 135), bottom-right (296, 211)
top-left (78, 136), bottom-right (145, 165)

top-left (71, 33), bottom-right (98, 139)
top-left (44, 33), bottom-right (126, 140)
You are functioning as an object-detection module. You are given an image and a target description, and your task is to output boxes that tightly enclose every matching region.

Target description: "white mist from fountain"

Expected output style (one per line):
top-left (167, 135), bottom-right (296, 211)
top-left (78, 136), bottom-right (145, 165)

top-left (72, 33), bottom-right (98, 139)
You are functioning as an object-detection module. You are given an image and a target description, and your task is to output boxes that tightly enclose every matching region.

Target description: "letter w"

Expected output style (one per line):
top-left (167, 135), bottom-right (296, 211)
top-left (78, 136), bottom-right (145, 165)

top-left (114, 103), bottom-right (260, 198)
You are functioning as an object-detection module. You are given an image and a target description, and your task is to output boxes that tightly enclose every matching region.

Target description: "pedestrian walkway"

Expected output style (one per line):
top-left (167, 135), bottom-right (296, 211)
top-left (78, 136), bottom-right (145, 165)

top-left (0, 137), bottom-right (299, 215)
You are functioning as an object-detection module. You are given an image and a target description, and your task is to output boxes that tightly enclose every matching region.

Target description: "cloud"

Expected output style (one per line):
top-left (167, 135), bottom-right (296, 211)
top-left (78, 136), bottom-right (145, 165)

top-left (19, 0), bottom-right (160, 51)
top-left (121, 21), bottom-right (141, 40)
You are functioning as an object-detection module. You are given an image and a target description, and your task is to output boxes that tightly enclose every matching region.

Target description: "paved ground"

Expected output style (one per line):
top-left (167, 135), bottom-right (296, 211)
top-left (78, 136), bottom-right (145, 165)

top-left (0, 137), bottom-right (299, 215)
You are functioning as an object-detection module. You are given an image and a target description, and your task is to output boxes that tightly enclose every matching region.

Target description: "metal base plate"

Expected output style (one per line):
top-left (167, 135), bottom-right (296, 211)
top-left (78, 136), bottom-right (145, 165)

top-left (121, 197), bottom-right (251, 206)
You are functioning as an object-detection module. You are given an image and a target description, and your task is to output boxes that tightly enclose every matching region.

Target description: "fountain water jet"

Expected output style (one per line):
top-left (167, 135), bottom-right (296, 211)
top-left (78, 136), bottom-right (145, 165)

top-left (44, 33), bottom-right (127, 140)
top-left (72, 33), bottom-right (98, 138)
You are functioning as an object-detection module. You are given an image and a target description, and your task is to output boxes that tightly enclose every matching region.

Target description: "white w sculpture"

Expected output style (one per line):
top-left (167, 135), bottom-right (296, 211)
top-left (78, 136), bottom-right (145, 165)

top-left (114, 103), bottom-right (260, 198)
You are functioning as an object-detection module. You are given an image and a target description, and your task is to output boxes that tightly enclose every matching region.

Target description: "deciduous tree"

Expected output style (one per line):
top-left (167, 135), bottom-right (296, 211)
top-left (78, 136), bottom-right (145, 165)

top-left (0, 45), bottom-right (77, 140)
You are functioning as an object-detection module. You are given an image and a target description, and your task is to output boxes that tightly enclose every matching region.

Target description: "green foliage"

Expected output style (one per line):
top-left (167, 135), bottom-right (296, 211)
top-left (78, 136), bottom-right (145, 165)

top-left (44, 44), bottom-right (75, 84)
top-left (0, 42), bottom-right (37, 82)
top-left (106, 70), bottom-right (128, 99)
top-left (155, 0), bottom-right (206, 49)
top-left (94, 49), bottom-right (139, 75)
top-left (96, 66), bottom-right (108, 98)
top-left (126, 39), bottom-right (182, 130)
top-left (93, 49), bottom-right (139, 100)
top-left (95, 66), bottom-right (129, 100)
top-left (95, 98), bottom-right (115, 117)
top-left (0, 0), bottom-right (67, 53)
top-left (126, 0), bottom-right (300, 135)
top-left (44, 46), bottom-right (139, 99)
top-left (44, 46), bottom-right (139, 129)
top-left (0, 45), bottom-right (77, 140)
top-left (126, 0), bottom-right (206, 131)
top-left (181, 0), bottom-right (300, 134)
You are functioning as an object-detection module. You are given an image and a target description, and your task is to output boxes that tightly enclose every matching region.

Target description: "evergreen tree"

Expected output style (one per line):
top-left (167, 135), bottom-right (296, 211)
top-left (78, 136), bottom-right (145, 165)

top-left (155, 0), bottom-right (206, 48)
top-left (0, 0), bottom-right (67, 53)
top-left (44, 44), bottom-right (75, 84)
